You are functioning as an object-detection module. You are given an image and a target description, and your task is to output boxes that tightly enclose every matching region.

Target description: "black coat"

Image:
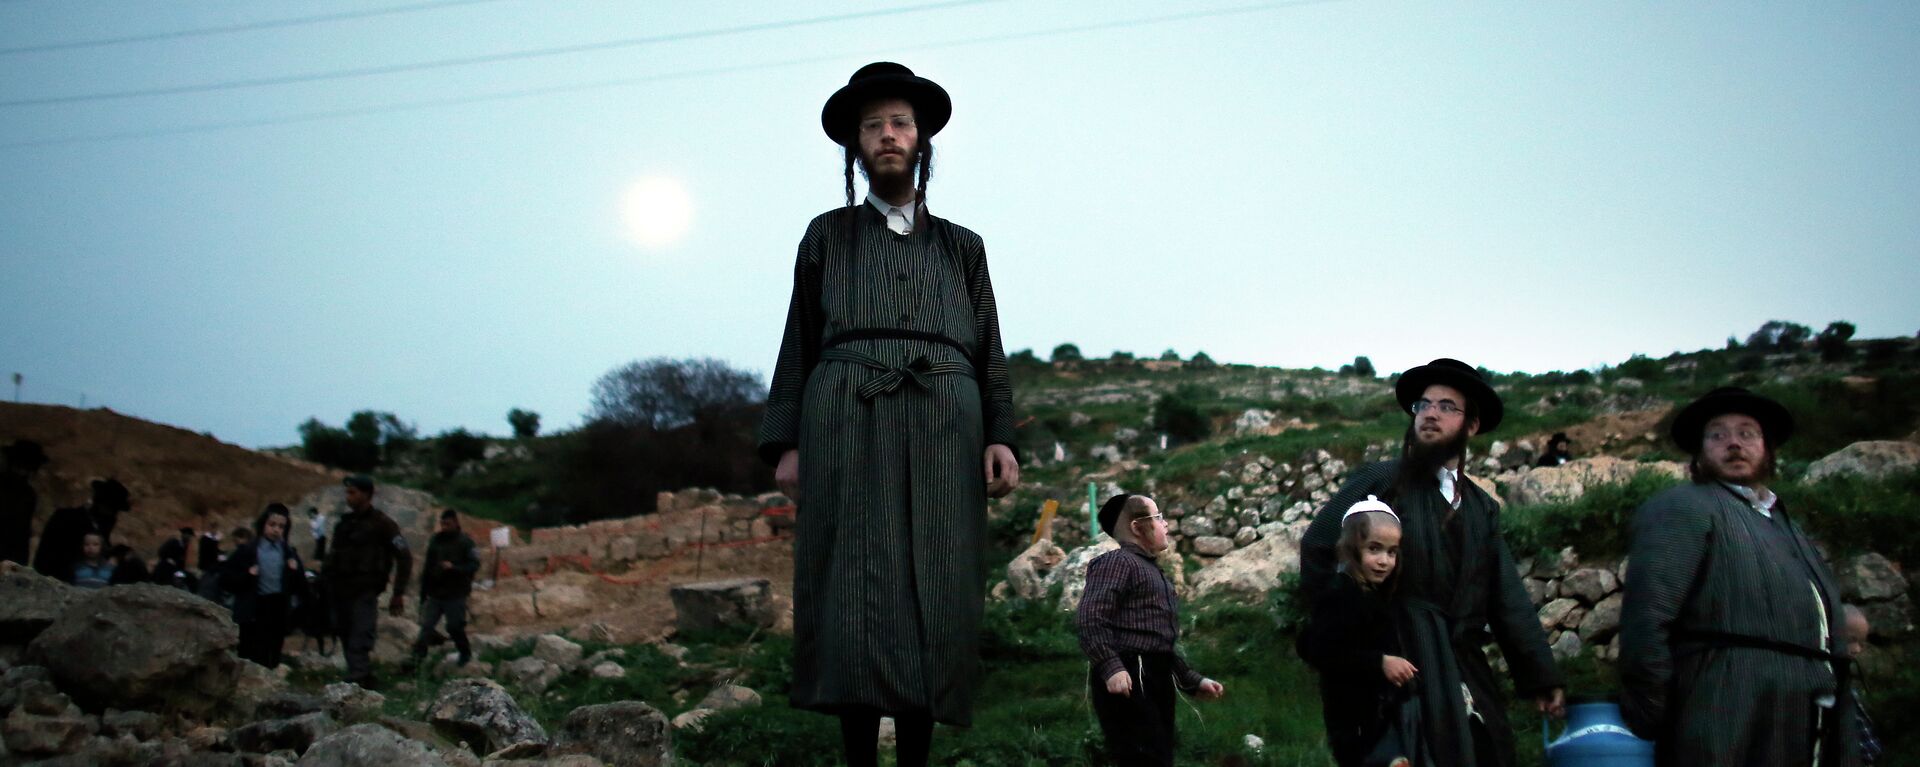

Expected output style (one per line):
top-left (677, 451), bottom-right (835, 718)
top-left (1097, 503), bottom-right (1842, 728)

top-left (419, 530), bottom-right (480, 600)
top-left (1301, 460), bottom-right (1563, 767)
top-left (1301, 574), bottom-right (1408, 763)
top-left (219, 539), bottom-right (308, 624)
top-left (33, 506), bottom-right (114, 582)
top-left (1, 472), bottom-right (35, 566)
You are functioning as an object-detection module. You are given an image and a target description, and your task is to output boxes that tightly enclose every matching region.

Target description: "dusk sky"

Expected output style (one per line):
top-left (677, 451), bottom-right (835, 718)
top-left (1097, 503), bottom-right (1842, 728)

top-left (3, 1), bottom-right (1916, 448)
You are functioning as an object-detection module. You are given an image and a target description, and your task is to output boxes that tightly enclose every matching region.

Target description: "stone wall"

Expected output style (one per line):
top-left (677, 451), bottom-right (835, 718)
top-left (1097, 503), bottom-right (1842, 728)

top-left (497, 489), bottom-right (788, 576)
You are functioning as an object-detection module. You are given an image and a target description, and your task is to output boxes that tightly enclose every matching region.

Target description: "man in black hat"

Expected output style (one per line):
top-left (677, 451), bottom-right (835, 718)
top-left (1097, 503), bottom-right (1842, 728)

top-left (758, 61), bottom-right (1018, 767)
top-left (34, 477), bottom-right (131, 581)
top-left (324, 474), bottom-right (412, 687)
top-left (1535, 432), bottom-right (1573, 467)
top-left (1300, 359), bottom-right (1564, 767)
top-left (1619, 387), bottom-right (1859, 766)
top-left (1, 439), bottom-right (48, 566)
top-left (410, 508), bottom-right (479, 669)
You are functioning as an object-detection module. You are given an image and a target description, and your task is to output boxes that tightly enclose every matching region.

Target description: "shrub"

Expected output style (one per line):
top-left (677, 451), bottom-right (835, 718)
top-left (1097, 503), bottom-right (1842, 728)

top-left (506, 408), bottom-right (540, 439)
top-left (1816, 321), bottom-right (1856, 362)
top-left (1051, 343), bottom-right (1083, 363)
top-left (1153, 384), bottom-right (1214, 445)
top-left (1501, 472), bottom-right (1678, 561)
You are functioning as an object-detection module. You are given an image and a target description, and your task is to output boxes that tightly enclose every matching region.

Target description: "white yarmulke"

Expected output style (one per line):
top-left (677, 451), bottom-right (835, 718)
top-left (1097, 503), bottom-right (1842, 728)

top-left (1341, 494), bottom-right (1400, 523)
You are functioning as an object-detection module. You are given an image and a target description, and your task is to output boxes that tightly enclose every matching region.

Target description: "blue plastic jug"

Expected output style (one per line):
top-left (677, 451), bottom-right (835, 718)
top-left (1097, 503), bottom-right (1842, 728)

top-left (1544, 702), bottom-right (1655, 767)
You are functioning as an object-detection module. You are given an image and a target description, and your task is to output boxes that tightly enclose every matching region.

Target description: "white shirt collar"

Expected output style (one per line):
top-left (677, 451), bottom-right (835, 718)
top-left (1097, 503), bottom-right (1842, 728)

top-left (1436, 466), bottom-right (1461, 509)
top-left (865, 191), bottom-right (917, 235)
top-left (1724, 482), bottom-right (1777, 518)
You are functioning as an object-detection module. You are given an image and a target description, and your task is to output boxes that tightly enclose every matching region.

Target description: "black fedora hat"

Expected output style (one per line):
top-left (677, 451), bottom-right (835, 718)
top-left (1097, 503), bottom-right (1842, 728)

top-left (2, 439), bottom-right (48, 468)
top-left (820, 62), bottom-right (951, 147)
top-left (1670, 386), bottom-right (1793, 451)
top-left (90, 478), bottom-right (130, 512)
top-left (1395, 358), bottom-right (1504, 434)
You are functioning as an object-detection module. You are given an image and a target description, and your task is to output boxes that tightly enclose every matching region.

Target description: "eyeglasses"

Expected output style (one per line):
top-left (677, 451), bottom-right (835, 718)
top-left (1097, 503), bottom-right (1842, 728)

top-left (859, 115), bottom-right (915, 135)
top-left (1704, 428), bottom-right (1763, 445)
top-left (1410, 400), bottom-right (1465, 416)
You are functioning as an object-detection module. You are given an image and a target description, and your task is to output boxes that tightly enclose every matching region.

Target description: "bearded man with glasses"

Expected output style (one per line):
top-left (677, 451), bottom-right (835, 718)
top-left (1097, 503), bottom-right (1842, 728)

top-left (1619, 387), bottom-right (1861, 766)
top-left (1300, 358), bottom-right (1564, 767)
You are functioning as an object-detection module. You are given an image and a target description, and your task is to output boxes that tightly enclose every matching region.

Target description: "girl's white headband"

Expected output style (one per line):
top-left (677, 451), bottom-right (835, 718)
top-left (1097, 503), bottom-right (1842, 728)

top-left (1342, 495), bottom-right (1400, 524)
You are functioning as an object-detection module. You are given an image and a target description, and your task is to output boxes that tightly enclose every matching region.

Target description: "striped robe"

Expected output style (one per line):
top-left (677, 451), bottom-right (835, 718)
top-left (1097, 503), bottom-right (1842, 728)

top-left (1300, 460), bottom-right (1563, 767)
top-left (758, 202), bottom-right (1016, 726)
top-left (1619, 482), bottom-right (1861, 767)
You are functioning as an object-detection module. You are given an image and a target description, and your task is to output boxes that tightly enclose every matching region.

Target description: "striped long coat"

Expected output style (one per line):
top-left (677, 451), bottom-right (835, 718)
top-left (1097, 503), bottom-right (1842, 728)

top-left (758, 203), bottom-right (1016, 726)
top-left (1300, 460), bottom-right (1564, 767)
top-left (1619, 482), bottom-right (1861, 767)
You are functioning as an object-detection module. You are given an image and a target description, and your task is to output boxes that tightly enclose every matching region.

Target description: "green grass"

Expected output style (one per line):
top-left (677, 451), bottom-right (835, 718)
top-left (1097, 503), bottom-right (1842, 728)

top-left (1500, 471), bottom-right (1677, 562)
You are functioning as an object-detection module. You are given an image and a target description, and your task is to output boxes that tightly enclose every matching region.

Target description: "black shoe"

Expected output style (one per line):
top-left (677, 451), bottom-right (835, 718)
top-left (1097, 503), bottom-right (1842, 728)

top-left (457, 652), bottom-right (472, 667)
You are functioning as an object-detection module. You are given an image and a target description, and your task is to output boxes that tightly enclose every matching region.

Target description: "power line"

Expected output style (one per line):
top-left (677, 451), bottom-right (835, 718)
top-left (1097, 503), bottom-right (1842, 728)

top-left (0, 0), bottom-right (514, 56)
top-left (0, 0), bottom-right (1002, 108)
top-left (0, 0), bottom-right (1334, 149)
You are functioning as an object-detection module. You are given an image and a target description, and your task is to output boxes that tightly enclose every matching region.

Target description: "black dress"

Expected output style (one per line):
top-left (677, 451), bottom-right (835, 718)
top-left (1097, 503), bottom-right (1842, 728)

top-left (1301, 574), bottom-right (1414, 766)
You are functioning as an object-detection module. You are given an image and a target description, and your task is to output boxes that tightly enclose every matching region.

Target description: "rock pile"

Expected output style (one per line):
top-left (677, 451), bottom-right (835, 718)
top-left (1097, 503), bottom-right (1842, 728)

top-left (1516, 548), bottom-right (1628, 662)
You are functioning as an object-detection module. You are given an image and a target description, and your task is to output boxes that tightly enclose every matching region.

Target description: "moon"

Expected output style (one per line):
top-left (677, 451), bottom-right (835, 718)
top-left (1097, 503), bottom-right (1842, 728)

top-left (619, 176), bottom-right (694, 250)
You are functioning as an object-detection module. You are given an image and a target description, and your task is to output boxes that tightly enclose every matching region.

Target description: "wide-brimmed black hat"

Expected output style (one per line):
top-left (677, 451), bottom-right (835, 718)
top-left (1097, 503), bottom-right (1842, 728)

top-left (1670, 386), bottom-right (1793, 451)
top-left (343, 474), bottom-right (375, 492)
top-left (90, 478), bottom-right (130, 512)
top-left (1395, 358), bottom-right (1504, 434)
top-left (2, 439), bottom-right (47, 469)
top-left (820, 62), bottom-right (951, 147)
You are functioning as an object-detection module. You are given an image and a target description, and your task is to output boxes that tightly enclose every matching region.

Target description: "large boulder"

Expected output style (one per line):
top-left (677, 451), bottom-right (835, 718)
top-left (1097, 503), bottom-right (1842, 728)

top-left (1838, 553), bottom-right (1907, 602)
top-left (1005, 538), bottom-right (1067, 601)
top-left (550, 701), bottom-right (672, 767)
top-left (1506, 457), bottom-right (1685, 507)
top-left (500, 657), bottom-right (562, 694)
top-left (1191, 520), bottom-right (1308, 600)
top-left (27, 584), bottom-right (240, 716)
top-left (1578, 593), bottom-right (1625, 644)
top-left (1042, 538), bottom-right (1120, 612)
top-left (323, 683), bottom-right (386, 724)
top-left (3, 705), bottom-right (97, 758)
top-left (0, 567), bottom-right (81, 645)
top-left (425, 678), bottom-right (545, 756)
top-left (668, 578), bottom-right (776, 634)
top-left (1192, 536), bottom-right (1234, 557)
top-left (696, 683), bottom-right (760, 713)
top-left (1804, 441), bottom-right (1920, 483)
top-left (1559, 567), bottom-right (1619, 604)
top-left (297, 722), bottom-right (449, 767)
top-left (532, 635), bottom-right (584, 672)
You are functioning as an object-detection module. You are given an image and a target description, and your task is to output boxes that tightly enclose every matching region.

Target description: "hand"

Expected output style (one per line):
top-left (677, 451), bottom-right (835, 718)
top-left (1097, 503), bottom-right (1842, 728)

top-left (1382, 655), bottom-right (1418, 687)
top-left (1105, 670), bottom-right (1132, 697)
top-left (388, 595), bottom-right (405, 618)
top-left (984, 444), bottom-right (1020, 498)
top-left (288, 559), bottom-right (300, 571)
top-left (775, 449), bottom-right (801, 501)
top-left (248, 565), bottom-right (259, 576)
top-left (440, 561), bottom-right (453, 570)
top-left (1536, 687), bottom-right (1566, 718)
top-left (1195, 678), bottom-right (1225, 700)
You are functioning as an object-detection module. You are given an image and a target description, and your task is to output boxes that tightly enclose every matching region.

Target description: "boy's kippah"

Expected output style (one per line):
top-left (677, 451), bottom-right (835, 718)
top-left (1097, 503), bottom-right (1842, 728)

top-left (1097, 493), bottom-right (1133, 535)
top-left (1341, 495), bottom-right (1400, 524)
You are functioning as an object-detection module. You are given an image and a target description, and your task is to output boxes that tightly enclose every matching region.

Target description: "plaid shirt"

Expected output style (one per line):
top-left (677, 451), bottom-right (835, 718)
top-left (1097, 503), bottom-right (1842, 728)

top-left (1075, 541), bottom-right (1204, 690)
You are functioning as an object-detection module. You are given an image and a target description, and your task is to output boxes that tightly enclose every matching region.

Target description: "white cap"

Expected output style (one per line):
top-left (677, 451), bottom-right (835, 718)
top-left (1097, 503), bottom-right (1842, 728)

top-left (1341, 495), bottom-right (1400, 524)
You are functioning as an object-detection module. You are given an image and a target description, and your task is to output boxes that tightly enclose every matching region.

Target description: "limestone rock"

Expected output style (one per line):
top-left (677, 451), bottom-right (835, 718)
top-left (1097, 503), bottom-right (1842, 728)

top-left (1234, 409), bottom-right (1275, 434)
top-left (1559, 568), bottom-right (1618, 604)
top-left (297, 722), bottom-right (448, 767)
top-left (669, 708), bottom-right (711, 733)
top-left (1579, 593), bottom-right (1625, 644)
top-left (0, 568), bottom-right (80, 644)
top-left (590, 662), bottom-right (626, 680)
top-left (1838, 553), bottom-right (1907, 602)
top-left (1522, 579), bottom-right (1551, 607)
top-left (1804, 441), bottom-right (1920, 483)
top-left (1537, 598), bottom-right (1580, 631)
top-left (1507, 457), bottom-right (1685, 507)
top-left (1860, 596), bottom-right (1915, 641)
top-left (1549, 631), bottom-right (1583, 661)
top-left (1043, 539), bottom-right (1121, 612)
top-left (28, 584), bottom-right (240, 717)
top-left (99, 709), bottom-right (166, 741)
top-left (697, 684), bottom-right (760, 713)
top-left (668, 578), bottom-right (776, 634)
top-left (232, 712), bottom-right (339, 756)
top-left (3, 705), bottom-right (97, 756)
top-left (550, 701), bottom-right (672, 767)
top-left (1532, 547), bottom-right (1579, 580)
top-left (1192, 536), bottom-right (1234, 557)
top-left (1191, 522), bottom-right (1307, 600)
top-left (1233, 527), bottom-right (1259, 548)
top-left (532, 635), bottom-right (584, 672)
top-left (500, 657), bottom-right (562, 694)
top-left (1006, 538), bottom-right (1067, 601)
top-left (426, 678), bottom-right (546, 756)
top-left (322, 683), bottom-right (386, 724)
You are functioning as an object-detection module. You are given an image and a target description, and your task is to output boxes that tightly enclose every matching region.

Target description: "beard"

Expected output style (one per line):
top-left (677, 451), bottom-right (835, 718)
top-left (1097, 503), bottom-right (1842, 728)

top-left (1694, 446), bottom-right (1776, 485)
top-left (1405, 423), bottom-right (1470, 473)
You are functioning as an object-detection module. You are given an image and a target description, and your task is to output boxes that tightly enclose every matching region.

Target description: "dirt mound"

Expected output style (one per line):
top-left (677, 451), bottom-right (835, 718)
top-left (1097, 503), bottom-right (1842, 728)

top-left (0, 402), bottom-right (340, 561)
top-left (1517, 406), bottom-right (1676, 462)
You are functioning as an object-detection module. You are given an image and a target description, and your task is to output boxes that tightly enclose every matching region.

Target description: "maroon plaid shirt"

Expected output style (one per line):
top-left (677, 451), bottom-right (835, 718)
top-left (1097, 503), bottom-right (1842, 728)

top-left (1075, 541), bottom-right (1204, 690)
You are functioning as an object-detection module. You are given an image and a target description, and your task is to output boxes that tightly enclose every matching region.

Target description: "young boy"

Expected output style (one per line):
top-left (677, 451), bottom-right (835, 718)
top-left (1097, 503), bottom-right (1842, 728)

top-left (1076, 493), bottom-right (1225, 766)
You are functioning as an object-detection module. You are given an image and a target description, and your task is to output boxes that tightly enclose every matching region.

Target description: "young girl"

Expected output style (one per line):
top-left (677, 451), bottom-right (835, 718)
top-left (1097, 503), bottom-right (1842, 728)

top-left (1300, 496), bottom-right (1417, 767)
top-left (70, 532), bottom-right (114, 589)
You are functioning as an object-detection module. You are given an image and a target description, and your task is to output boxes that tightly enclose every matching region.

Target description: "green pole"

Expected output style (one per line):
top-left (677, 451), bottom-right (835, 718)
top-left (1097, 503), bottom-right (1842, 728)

top-left (1088, 482), bottom-right (1099, 539)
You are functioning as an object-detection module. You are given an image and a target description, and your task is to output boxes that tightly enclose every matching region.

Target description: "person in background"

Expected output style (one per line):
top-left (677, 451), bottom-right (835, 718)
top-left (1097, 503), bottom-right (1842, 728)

top-left (1535, 432), bottom-right (1574, 467)
top-left (411, 509), bottom-right (480, 669)
top-left (1, 439), bottom-right (48, 566)
top-left (325, 475), bottom-right (412, 688)
top-left (70, 531), bottom-right (114, 588)
top-left (154, 526), bottom-right (195, 589)
top-left (308, 506), bottom-right (329, 562)
top-left (107, 543), bottom-right (149, 585)
top-left (223, 503), bottom-right (306, 668)
top-left (35, 478), bottom-right (130, 581)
